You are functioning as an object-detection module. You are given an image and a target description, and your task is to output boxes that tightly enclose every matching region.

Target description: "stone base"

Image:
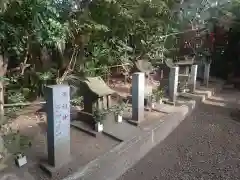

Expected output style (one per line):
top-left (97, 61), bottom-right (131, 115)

top-left (40, 157), bottom-right (72, 177)
top-left (71, 120), bottom-right (97, 137)
top-left (126, 119), bottom-right (143, 126)
top-left (162, 99), bottom-right (175, 106)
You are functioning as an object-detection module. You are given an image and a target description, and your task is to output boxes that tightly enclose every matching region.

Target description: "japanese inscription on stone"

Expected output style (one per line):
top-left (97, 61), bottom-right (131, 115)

top-left (44, 85), bottom-right (71, 167)
top-left (53, 89), bottom-right (70, 142)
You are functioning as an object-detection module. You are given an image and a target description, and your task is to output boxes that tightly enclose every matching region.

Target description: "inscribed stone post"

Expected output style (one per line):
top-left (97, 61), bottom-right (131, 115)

top-left (169, 67), bottom-right (179, 103)
top-left (189, 65), bottom-right (198, 93)
top-left (132, 72), bottom-right (145, 122)
top-left (204, 63), bottom-right (210, 87)
top-left (41, 85), bottom-right (71, 174)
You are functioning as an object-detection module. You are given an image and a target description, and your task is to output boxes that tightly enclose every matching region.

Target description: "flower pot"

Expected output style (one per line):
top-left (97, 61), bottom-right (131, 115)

top-left (180, 88), bottom-right (186, 93)
top-left (15, 153), bottom-right (27, 167)
top-left (115, 114), bottom-right (123, 123)
top-left (95, 122), bottom-right (103, 132)
top-left (158, 99), bottom-right (163, 104)
top-left (151, 102), bottom-right (155, 109)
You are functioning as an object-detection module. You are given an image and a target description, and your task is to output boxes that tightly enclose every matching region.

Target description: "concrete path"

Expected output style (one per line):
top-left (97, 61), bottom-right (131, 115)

top-left (119, 88), bottom-right (240, 180)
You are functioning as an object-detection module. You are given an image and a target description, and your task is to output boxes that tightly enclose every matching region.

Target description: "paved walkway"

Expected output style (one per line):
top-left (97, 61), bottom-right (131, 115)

top-left (119, 88), bottom-right (240, 180)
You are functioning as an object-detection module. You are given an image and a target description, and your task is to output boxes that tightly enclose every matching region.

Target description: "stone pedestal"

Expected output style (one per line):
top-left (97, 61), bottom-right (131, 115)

top-left (169, 67), bottom-right (179, 103)
top-left (189, 65), bottom-right (198, 93)
top-left (132, 73), bottom-right (145, 123)
top-left (204, 63), bottom-right (210, 87)
top-left (40, 85), bottom-right (71, 177)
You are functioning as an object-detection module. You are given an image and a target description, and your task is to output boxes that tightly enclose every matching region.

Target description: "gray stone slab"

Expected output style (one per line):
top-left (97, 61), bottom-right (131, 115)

top-left (178, 92), bottom-right (207, 102)
top-left (152, 103), bottom-right (177, 114)
top-left (103, 117), bottom-right (140, 141)
top-left (194, 89), bottom-right (213, 98)
top-left (71, 120), bottom-right (97, 137)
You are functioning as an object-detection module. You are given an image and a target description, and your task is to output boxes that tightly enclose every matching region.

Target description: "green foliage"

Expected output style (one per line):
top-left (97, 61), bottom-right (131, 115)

top-left (111, 98), bottom-right (129, 116)
top-left (71, 96), bottom-right (83, 107)
top-left (93, 108), bottom-right (107, 123)
top-left (152, 87), bottom-right (164, 102)
top-left (8, 92), bottom-right (25, 104)
top-left (1, 0), bottom-right (235, 106)
top-left (0, 0), bottom-right (68, 56)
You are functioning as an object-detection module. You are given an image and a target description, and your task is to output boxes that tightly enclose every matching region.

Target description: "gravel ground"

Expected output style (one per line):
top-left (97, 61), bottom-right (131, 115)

top-left (119, 89), bottom-right (240, 180)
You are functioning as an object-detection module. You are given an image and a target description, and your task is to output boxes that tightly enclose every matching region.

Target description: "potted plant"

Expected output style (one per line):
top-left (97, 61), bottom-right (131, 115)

top-left (150, 93), bottom-right (156, 109)
top-left (179, 80), bottom-right (188, 93)
top-left (152, 87), bottom-right (164, 105)
top-left (180, 85), bottom-right (186, 93)
top-left (93, 109), bottom-right (104, 132)
top-left (115, 100), bottom-right (128, 123)
top-left (113, 105), bottom-right (123, 123)
top-left (112, 99), bottom-right (129, 123)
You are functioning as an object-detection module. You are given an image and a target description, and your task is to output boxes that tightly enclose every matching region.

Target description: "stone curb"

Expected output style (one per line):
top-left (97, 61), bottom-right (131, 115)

top-left (62, 101), bottom-right (196, 180)
top-left (62, 80), bottom-right (224, 180)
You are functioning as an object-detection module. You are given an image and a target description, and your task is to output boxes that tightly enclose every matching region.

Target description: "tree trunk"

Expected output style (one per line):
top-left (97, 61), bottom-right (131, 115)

top-left (0, 82), bottom-right (4, 116)
top-left (0, 54), bottom-right (8, 117)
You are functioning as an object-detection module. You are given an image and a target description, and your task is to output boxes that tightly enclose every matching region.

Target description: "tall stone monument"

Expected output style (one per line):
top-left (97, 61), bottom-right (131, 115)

top-left (132, 72), bottom-right (145, 123)
top-left (189, 65), bottom-right (198, 93)
top-left (169, 67), bottom-right (179, 104)
top-left (204, 63), bottom-right (210, 87)
top-left (40, 85), bottom-right (71, 176)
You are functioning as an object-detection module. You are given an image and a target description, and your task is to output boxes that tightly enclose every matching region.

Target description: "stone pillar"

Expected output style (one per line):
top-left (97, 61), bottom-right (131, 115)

top-left (189, 65), bottom-right (198, 93)
top-left (185, 66), bottom-right (190, 75)
top-left (102, 96), bottom-right (107, 109)
top-left (107, 95), bottom-right (112, 108)
top-left (204, 63), bottom-right (210, 87)
top-left (132, 72), bottom-right (145, 122)
top-left (40, 85), bottom-right (71, 176)
top-left (169, 67), bottom-right (179, 103)
top-left (197, 58), bottom-right (204, 79)
top-left (97, 97), bottom-right (103, 110)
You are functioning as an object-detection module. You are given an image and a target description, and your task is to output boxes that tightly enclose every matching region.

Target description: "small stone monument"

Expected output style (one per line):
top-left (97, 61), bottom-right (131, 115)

top-left (132, 72), bottom-right (145, 123)
top-left (204, 63), bottom-right (210, 87)
top-left (189, 65), bottom-right (198, 93)
top-left (40, 85), bottom-right (71, 176)
top-left (169, 67), bottom-right (179, 104)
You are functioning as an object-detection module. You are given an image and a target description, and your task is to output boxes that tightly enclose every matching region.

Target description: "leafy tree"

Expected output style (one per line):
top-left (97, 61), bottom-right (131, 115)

top-left (0, 0), bottom-right (238, 114)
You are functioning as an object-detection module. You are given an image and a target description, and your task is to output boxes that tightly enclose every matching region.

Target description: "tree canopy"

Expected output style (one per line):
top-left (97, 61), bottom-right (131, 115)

top-left (0, 0), bottom-right (239, 115)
